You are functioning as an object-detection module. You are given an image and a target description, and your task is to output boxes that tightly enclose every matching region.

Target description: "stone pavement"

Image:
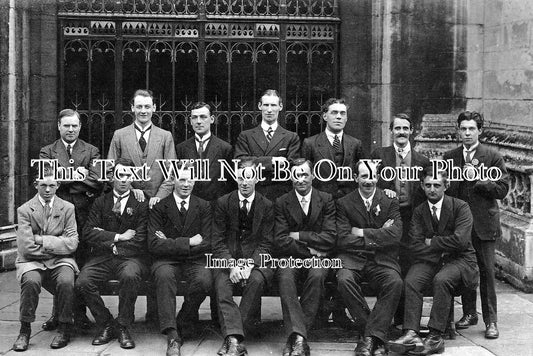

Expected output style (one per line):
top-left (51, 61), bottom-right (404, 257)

top-left (0, 269), bottom-right (532, 356)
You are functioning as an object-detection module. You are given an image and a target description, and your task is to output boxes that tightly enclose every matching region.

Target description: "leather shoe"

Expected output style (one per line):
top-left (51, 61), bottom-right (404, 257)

top-left (50, 332), bottom-right (70, 349)
top-left (291, 334), bottom-right (310, 356)
top-left (166, 338), bottom-right (183, 356)
top-left (355, 336), bottom-right (377, 356)
top-left (282, 336), bottom-right (292, 356)
top-left (455, 313), bottom-right (478, 330)
top-left (485, 323), bottom-right (499, 339)
top-left (117, 325), bottom-right (135, 349)
top-left (92, 324), bottom-right (116, 345)
top-left (408, 332), bottom-right (444, 356)
top-left (42, 315), bottom-right (58, 331)
top-left (13, 333), bottom-right (29, 352)
top-left (388, 330), bottom-right (424, 354)
top-left (218, 335), bottom-right (247, 356)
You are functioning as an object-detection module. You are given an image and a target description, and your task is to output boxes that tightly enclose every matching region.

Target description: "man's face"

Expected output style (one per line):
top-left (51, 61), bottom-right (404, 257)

top-left (35, 176), bottom-right (59, 203)
top-left (258, 94), bottom-right (282, 125)
top-left (131, 95), bottom-right (156, 126)
top-left (112, 164), bottom-right (133, 194)
top-left (421, 174), bottom-right (448, 204)
top-left (323, 103), bottom-right (347, 134)
top-left (291, 163), bottom-right (313, 196)
top-left (237, 167), bottom-right (258, 198)
top-left (190, 107), bottom-right (214, 137)
top-left (58, 115), bottom-right (81, 144)
top-left (174, 170), bottom-right (195, 199)
top-left (458, 119), bottom-right (481, 149)
top-left (391, 117), bottom-right (413, 147)
top-left (356, 162), bottom-right (378, 197)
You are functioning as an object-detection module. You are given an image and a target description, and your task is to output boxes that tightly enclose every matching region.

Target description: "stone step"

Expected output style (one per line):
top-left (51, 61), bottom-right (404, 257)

top-left (0, 225), bottom-right (17, 271)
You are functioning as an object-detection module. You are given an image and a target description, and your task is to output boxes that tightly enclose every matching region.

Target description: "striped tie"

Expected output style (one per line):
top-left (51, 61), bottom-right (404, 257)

top-left (266, 127), bottom-right (273, 142)
top-left (333, 135), bottom-right (341, 152)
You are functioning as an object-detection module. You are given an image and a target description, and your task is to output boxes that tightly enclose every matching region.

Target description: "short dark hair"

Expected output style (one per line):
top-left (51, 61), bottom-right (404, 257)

top-left (419, 165), bottom-right (448, 184)
top-left (354, 159), bottom-right (380, 176)
top-left (238, 159), bottom-right (256, 169)
top-left (131, 89), bottom-right (154, 103)
top-left (33, 162), bottom-right (55, 182)
top-left (389, 113), bottom-right (413, 130)
top-left (291, 158), bottom-right (312, 172)
top-left (259, 89), bottom-right (282, 105)
top-left (191, 101), bottom-right (211, 113)
top-left (322, 98), bottom-right (348, 114)
top-left (457, 111), bottom-right (484, 129)
top-left (57, 109), bottom-right (80, 125)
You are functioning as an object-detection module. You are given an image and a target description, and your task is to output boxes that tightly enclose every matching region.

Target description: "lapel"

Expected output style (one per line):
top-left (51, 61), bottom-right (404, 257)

top-left (421, 202), bottom-right (436, 234)
top-left (473, 143), bottom-right (487, 164)
top-left (145, 125), bottom-right (162, 167)
top-left (342, 135), bottom-right (355, 166)
top-left (47, 198), bottom-right (65, 233)
top-left (50, 140), bottom-right (71, 167)
top-left (250, 126), bottom-right (269, 153)
top-left (182, 195), bottom-right (199, 232)
top-left (126, 124), bottom-right (143, 166)
top-left (28, 195), bottom-right (46, 232)
top-left (306, 189), bottom-right (323, 227)
top-left (118, 195), bottom-right (137, 230)
top-left (205, 136), bottom-right (221, 166)
top-left (451, 146), bottom-right (464, 166)
top-left (165, 195), bottom-right (184, 230)
top-left (352, 190), bottom-right (371, 226)
top-left (437, 196), bottom-right (452, 233)
top-left (315, 132), bottom-right (334, 161)
top-left (252, 193), bottom-right (265, 236)
top-left (229, 191), bottom-right (240, 231)
top-left (182, 137), bottom-right (200, 159)
top-left (265, 125), bottom-right (286, 154)
top-left (285, 190), bottom-right (305, 225)
top-left (70, 140), bottom-right (87, 165)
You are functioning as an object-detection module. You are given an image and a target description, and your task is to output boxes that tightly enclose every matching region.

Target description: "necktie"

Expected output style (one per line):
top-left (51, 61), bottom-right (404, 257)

top-left (266, 127), bottom-right (273, 142)
top-left (66, 144), bottom-right (72, 160)
top-left (43, 202), bottom-right (51, 220)
top-left (465, 149), bottom-right (473, 164)
top-left (333, 134), bottom-right (341, 152)
top-left (365, 199), bottom-right (371, 212)
top-left (300, 197), bottom-right (308, 215)
top-left (431, 205), bottom-right (439, 230)
top-left (241, 199), bottom-right (248, 215)
top-left (196, 138), bottom-right (205, 159)
top-left (397, 147), bottom-right (404, 159)
top-left (112, 194), bottom-right (129, 215)
top-left (179, 200), bottom-right (187, 215)
top-left (135, 125), bottom-right (150, 152)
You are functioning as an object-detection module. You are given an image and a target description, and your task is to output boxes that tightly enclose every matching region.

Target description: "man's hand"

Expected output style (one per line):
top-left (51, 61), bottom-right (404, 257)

top-left (118, 229), bottom-right (136, 241)
top-left (308, 247), bottom-right (323, 257)
top-left (132, 189), bottom-right (145, 202)
top-left (384, 189), bottom-right (397, 199)
top-left (229, 267), bottom-right (243, 284)
top-left (425, 238), bottom-right (432, 246)
top-left (149, 197), bottom-right (161, 209)
top-left (272, 156), bottom-right (289, 165)
top-left (351, 227), bottom-right (364, 237)
top-left (155, 230), bottom-right (167, 240)
top-left (382, 219), bottom-right (394, 228)
top-left (189, 234), bottom-right (203, 246)
top-left (64, 227), bottom-right (77, 238)
top-left (289, 232), bottom-right (300, 240)
top-left (241, 265), bottom-right (253, 280)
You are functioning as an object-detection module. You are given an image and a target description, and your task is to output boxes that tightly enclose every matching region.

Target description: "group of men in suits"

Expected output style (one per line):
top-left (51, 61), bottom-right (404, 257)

top-left (13, 87), bottom-right (508, 356)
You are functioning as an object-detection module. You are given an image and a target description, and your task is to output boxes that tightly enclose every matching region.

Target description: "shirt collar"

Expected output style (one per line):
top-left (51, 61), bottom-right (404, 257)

top-left (295, 189), bottom-right (312, 203)
top-left (325, 127), bottom-right (343, 141)
top-left (134, 123), bottom-right (152, 133)
top-left (358, 189), bottom-right (376, 204)
top-left (261, 121), bottom-right (278, 132)
top-left (173, 192), bottom-right (191, 206)
top-left (238, 191), bottom-right (255, 204)
top-left (463, 141), bottom-right (479, 152)
top-left (428, 197), bottom-right (444, 210)
top-left (195, 132), bottom-right (211, 142)
top-left (393, 141), bottom-right (411, 154)
top-left (61, 139), bottom-right (77, 149)
top-left (38, 195), bottom-right (55, 207)
top-left (113, 190), bottom-right (131, 199)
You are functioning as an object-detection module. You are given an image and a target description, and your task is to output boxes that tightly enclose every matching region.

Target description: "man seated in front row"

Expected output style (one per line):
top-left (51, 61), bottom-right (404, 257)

top-left (148, 166), bottom-right (213, 356)
top-left (212, 160), bottom-right (275, 356)
top-left (275, 159), bottom-right (337, 356)
top-left (336, 160), bottom-right (403, 356)
top-left (13, 167), bottom-right (79, 351)
top-left (388, 166), bottom-right (479, 356)
top-left (76, 158), bottom-right (149, 349)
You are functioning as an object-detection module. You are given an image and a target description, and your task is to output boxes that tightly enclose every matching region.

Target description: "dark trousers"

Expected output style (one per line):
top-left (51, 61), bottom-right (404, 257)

top-left (214, 268), bottom-right (273, 337)
top-left (76, 257), bottom-right (147, 327)
top-left (278, 266), bottom-right (328, 338)
top-left (20, 266), bottom-right (75, 325)
top-left (404, 262), bottom-right (462, 333)
top-left (337, 265), bottom-right (402, 342)
top-left (395, 205), bottom-right (414, 324)
top-left (152, 260), bottom-right (212, 333)
top-left (461, 233), bottom-right (497, 324)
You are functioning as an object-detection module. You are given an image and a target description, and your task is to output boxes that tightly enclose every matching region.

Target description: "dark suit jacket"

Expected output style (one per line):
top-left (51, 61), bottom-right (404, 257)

top-left (148, 194), bottom-right (212, 269)
top-left (443, 144), bottom-right (509, 240)
top-left (107, 124), bottom-right (176, 199)
top-left (371, 145), bottom-right (430, 209)
top-left (176, 135), bottom-right (233, 202)
top-left (301, 132), bottom-right (364, 198)
top-left (336, 189), bottom-right (402, 272)
top-left (212, 191), bottom-right (273, 267)
top-left (82, 192), bottom-right (148, 262)
top-left (234, 124), bottom-right (300, 187)
top-left (39, 139), bottom-right (102, 195)
top-left (274, 189), bottom-right (336, 258)
top-left (409, 195), bottom-right (479, 290)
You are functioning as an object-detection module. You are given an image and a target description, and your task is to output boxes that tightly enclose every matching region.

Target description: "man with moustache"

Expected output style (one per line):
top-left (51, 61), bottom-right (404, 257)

top-left (175, 102), bottom-right (233, 202)
top-left (12, 167), bottom-right (78, 351)
top-left (148, 166), bottom-right (212, 356)
top-left (301, 98), bottom-right (364, 199)
top-left (212, 160), bottom-right (274, 356)
top-left (336, 160), bottom-right (403, 356)
top-left (76, 159), bottom-right (149, 349)
top-left (234, 89), bottom-right (300, 201)
top-left (388, 167), bottom-right (478, 355)
top-left (39, 108), bottom-right (101, 331)
top-left (274, 159), bottom-right (337, 356)
top-left (108, 89), bottom-right (176, 209)
top-left (443, 111), bottom-right (508, 339)
top-left (370, 113), bottom-right (430, 324)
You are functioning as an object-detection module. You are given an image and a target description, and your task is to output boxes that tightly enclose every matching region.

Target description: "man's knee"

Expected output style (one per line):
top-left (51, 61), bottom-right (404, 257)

top-left (336, 269), bottom-right (354, 290)
top-left (21, 272), bottom-right (42, 291)
top-left (306, 268), bottom-right (327, 285)
top-left (153, 265), bottom-right (176, 285)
